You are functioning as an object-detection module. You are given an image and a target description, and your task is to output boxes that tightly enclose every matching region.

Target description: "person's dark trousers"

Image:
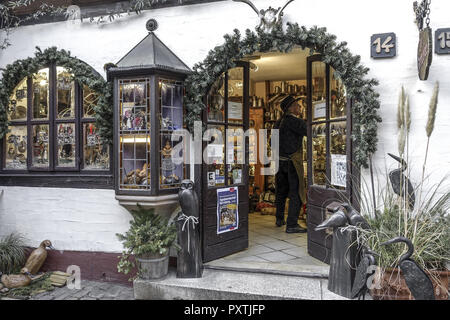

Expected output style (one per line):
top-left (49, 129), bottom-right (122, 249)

top-left (275, 159), bottom-right (302, 227)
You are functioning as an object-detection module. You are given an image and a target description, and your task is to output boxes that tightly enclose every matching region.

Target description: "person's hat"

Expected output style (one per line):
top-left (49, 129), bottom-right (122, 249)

top-left (280, 95), bottom-right (301, 112)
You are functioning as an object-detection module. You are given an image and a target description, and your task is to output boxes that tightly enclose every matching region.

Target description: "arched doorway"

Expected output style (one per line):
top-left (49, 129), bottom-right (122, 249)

top-left (185, 24), bottom-right (381, 266)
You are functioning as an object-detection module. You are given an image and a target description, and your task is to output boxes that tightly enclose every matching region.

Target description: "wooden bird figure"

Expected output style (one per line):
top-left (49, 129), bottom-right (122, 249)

top-left (0, 268), bottom-right (32, 289)
top-left (24, 240), bottom-right (55, 275)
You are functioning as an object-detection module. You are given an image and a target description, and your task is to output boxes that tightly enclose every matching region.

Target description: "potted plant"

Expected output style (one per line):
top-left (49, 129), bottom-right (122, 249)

top-left (354, 83), bottom-right (449, 300)
top-left (116, 205), bottom-right (179, 280)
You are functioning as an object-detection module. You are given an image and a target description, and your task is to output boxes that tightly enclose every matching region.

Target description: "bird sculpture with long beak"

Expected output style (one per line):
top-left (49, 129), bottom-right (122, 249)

top-left (351, 248), bottom-right (378, 300)
top-left (388, 153), bottom-right (415, 210)
top-left (24, 240), bottom-right (55, 275)
top-left (341, 203), bottom-right (370, 229)
top-left (0, 268), bottom-right (32, 289)
top-left (381, 237), bottom-right (435, 300)
top-left (314, 209), bottom-right (348, 232)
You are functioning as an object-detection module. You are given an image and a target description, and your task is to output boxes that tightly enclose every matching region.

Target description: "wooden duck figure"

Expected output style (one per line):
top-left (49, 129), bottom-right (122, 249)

top-left (0, 268), bottom-right (32, 288)
top-left (24, 240), bottom-right (55, 275)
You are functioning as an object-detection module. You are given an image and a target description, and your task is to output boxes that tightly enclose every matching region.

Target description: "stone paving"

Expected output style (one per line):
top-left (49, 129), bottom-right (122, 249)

top-left (30, 280), bottom-right (134, 300)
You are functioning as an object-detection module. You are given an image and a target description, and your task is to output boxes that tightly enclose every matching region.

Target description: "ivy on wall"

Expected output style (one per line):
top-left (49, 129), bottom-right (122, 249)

top-left (184, 23), bottom-right (382, 168)
top-left (0, 47), bottom-right (113, 144)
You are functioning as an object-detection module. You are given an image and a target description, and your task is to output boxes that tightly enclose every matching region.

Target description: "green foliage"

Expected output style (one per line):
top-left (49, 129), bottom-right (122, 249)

top-left (356, 179), bottom-right (450, 272)
top-left (116, 205), bottom-right (179, 277)
top-left (184, 23), bottom-right (382, 168)
top-left (0, 46), bottom-right (113, 144)
top-left (0, 233), bottom-right (26, 274)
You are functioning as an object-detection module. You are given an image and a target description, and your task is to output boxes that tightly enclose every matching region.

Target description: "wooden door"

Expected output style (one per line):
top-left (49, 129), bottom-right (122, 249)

top-left (306, 55), bottom-right (355, 264)
top-left (201, 63), bottom-right (250, 262)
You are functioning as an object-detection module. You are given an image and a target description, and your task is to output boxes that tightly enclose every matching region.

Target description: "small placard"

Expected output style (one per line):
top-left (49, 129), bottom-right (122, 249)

top-left (371, 33), bottom-right (396, 59)
top-left (435, 28), bottom-right (450, 54)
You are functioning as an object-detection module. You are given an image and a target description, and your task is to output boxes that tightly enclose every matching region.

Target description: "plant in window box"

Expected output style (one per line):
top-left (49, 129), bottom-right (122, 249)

top-left (116, 205), bottom-right (180, 280)
top-left (353, 83), bottom-right (450, 300)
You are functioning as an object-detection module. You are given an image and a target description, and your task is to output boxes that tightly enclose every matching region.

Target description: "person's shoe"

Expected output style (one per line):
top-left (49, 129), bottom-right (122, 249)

top-left (286, 225), bottom-right (307, 233)
top-left (275, 219), bottom-right (286, 227)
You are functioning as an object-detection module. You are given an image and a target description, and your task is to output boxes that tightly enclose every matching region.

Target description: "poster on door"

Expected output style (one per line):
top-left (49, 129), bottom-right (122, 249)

top-left (217, 187), bottom-right (239, 234)
top-left (331, 154), bottom-right (347, 187)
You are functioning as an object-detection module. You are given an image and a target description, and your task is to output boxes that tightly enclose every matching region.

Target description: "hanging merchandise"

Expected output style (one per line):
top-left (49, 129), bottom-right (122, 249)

top-left (414, 0), bottom-right (433, 80)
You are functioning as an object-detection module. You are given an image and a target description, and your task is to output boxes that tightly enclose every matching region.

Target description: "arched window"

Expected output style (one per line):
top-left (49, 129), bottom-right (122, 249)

top-left (2, 65), bottom-right (111, 187)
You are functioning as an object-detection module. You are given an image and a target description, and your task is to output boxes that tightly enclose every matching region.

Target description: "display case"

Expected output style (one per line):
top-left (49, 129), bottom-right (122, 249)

top-left (107, 21), bottom-right (191, 209)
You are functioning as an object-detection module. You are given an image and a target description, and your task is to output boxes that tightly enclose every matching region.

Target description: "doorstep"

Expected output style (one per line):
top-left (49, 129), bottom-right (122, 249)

top-left (133, 267), bottom-right (346, 300)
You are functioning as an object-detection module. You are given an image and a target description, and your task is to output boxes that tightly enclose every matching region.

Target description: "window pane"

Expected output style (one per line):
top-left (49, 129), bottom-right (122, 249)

top-left (206, 125), bottom-right (225, 188)
top-left (56, 67), bottom-right (75, 119)
top-left (119, 78), bottom-right (151, 190)
top-left (330, 121), bottom-right (347, 189)
top-left (120, 82), bottom-right (148, 131)
top-left (56, 123), bottom-right (76, 167)
top-left (227, 126), bottom-right (244, 185)
top-left (312, 62), bottom-right (326, 121)
top-left (32, 68), bottom-right (49, 120)
top-left (8, 78), bottom-right (28, 121)
top-left (83, 123), bottom-right (110, 170)
top-left (83, 85), bottom-right (99, 118)
top-left (330, 68), bottom-right (347, 119)
top-left (5, 126), bottom-right (27, 170)
top-left (119, 134), bottom-right (150, 189)
top-left (312, 123), bottom-right (326, 186)
top-left (227, 67), bottom-right (244, 124)
top-left (207, 74), bottom-right (225, 122)
top-left (32, 124), bottom-right (49, 167)
top-left (160, 134), bottom-right (184, 189)
top-left (160, 80), bottom-right (183, 131)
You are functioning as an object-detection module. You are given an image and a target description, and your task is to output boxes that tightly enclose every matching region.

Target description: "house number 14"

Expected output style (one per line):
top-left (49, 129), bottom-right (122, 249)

top-left (435, 28), bottom-right (450, 54)
top-left (371, 33), bottom-right (397, 58)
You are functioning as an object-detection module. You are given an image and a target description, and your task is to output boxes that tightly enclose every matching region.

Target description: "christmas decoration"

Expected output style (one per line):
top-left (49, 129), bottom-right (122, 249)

top-left (184, 24), bottom-right (382, 168)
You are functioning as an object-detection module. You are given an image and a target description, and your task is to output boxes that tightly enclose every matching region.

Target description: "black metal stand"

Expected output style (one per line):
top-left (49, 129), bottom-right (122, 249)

top-left (327, 227), bottom-right (360, 298)
top-left (176, 216), bottom-right (203, 278)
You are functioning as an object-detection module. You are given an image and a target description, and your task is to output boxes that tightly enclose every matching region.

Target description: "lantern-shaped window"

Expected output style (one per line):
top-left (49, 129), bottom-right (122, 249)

top-left (108, 22), bottom-right (190, 202)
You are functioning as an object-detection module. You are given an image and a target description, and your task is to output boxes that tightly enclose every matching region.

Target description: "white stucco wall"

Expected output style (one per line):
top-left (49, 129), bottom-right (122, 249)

top-left (0, 0), bottom-right (449, 251)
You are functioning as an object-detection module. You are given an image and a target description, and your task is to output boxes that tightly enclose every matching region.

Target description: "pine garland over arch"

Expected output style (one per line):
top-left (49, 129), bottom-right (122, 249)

top-left (184, 23), bottom-right (382, 168)
top-left (0, 47), bottom-right (113, 144)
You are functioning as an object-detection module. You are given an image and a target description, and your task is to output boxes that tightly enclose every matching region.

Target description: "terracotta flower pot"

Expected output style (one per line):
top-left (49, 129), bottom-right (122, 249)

top-left (370, 267), bottom-right (449, 300)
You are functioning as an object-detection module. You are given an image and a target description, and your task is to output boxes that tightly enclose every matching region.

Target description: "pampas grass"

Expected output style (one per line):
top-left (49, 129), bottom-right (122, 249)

top-left (0, 233), bottom-right (26, 274)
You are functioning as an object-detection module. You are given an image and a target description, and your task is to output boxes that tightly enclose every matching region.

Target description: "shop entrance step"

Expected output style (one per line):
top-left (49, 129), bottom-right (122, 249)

top-left (133, 268), bottom-right (346, 300)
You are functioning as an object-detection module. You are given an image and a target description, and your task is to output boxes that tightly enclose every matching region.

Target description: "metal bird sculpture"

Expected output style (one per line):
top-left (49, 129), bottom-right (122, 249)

top-left (381, 237), bottom-right (435, 300)
top-left (314, 209), bottom-right (348, 231)
top-left (233, 0), bottom-right (295, 33)
top-left (351, 248), bottom-right (378, 300)
top-left (388, 153), bottom-right (415, 210)
top-left (341, 203), bottom-right (370, 229)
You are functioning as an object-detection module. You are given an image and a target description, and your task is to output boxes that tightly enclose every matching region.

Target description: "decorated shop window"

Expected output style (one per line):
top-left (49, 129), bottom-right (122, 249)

top-left (5, 126), bottom-right (27, 170)
top-left (83, 123), bottom-right (110, 170)
top-left (159, 79), bottom-right (185, 189)
top-left (207, 74), bottom-right (225, 122)
top-left (2, 65), bottom-right (111, 173)
top-left (8, 78), bottom-right (28, 122)
top-left (227, 67), bottom-right (244, 125)
top-left (32, 68), bottom-right (50, 120)
top-left (118, 79), bottom-right (151, 190)
top-left (206, 125), bottom-right (225, 188)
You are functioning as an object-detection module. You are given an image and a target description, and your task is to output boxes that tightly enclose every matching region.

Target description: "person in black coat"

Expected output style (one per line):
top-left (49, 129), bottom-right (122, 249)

top-left (273, 95), bottom-right (307, 233)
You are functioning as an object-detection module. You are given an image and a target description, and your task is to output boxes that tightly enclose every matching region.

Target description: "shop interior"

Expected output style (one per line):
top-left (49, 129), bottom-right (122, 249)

top-left (209, 47), bottom-right (348, 270)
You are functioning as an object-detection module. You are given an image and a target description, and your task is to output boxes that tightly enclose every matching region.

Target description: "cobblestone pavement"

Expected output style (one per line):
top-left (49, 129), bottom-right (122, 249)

top-left (30, 280), bottom-right (134, 300)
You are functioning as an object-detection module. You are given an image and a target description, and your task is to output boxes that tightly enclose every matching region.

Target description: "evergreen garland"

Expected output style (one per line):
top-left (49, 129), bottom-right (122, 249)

top-left (0, 47), bottom-right (113, 144)
top-left (184, 23), bottom-right (382, 168)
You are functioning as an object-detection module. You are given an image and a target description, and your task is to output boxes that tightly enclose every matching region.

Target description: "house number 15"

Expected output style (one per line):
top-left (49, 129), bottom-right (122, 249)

top-left (435, 28), bottom-right (450, 54)
top-left (371, 33), bottom-right (397, 59)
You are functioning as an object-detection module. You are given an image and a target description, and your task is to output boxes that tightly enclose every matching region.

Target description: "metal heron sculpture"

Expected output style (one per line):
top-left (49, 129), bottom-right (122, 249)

top-left (388, 153), bottom-right (415, 210)
top-left (381, 237), bottom-right (435, 300)
top-left (351, 248), bottom-right (378, 300)
top-left (314, 209), bottom-right (348, 231)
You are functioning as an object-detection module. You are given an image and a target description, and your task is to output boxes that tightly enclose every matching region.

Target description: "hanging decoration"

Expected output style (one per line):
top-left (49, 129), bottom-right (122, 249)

top-left (414, 0), bottom-right (433, 80)
top-left (184, 23), bottom-right (382, 168)
top-left (0, 47), bottom-right (113, 144)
